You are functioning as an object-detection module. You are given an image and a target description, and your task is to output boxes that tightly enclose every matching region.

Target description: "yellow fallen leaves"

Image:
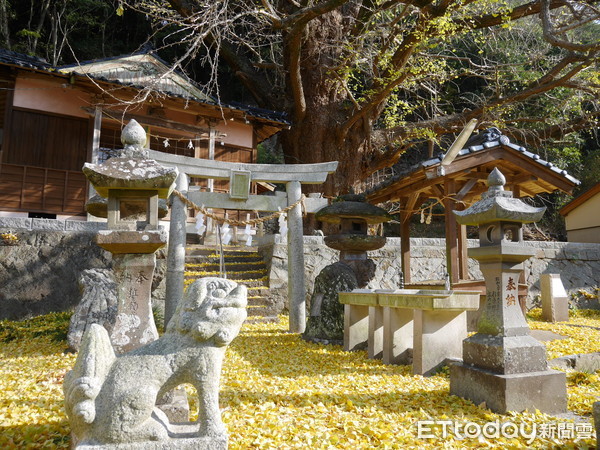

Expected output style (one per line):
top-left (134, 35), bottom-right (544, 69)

top-left (528, 308), bottom-right (600, 359)
top-left (0, 311), bottom-right (598, 448)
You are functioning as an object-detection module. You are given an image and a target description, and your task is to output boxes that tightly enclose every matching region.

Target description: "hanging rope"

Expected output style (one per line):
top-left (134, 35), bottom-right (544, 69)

top-left (171, 189), bottom-right (307, 226)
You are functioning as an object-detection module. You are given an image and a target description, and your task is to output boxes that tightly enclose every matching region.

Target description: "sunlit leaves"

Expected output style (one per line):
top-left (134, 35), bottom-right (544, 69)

top-left (0, 311), bottom-right (598, 448)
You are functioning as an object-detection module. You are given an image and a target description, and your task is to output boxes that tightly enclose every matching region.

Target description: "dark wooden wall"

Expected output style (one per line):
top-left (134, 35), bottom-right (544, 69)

top-left (4, 108), bottom-right (88, 171)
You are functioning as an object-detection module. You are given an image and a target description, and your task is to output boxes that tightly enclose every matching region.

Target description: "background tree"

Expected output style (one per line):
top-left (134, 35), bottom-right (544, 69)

top-left (0, 1), bottom-right (597, 197)
top-left (120, 0), bottom-right (600, 196)
top-left (0, 0), bottom-right (151, 64)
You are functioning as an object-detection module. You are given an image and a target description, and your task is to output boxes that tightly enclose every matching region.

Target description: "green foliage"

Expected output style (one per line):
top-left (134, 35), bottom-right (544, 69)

top-left (152, 306), bottom-right (164, 332)
top-left (257, 142), bottom-right (284, 164)
top-left (15, 29), bottom-right (40, 39)
top-left (578, 149), bottom-right (600, 192)
top-left (0, 311), bottom-right (71, 344)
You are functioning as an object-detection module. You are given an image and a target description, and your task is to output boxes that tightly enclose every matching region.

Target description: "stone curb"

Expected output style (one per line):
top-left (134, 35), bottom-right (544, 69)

top-left (0, 217), bottom-right (107, 232)
top-left (549, 352), bottom-right (600, 372)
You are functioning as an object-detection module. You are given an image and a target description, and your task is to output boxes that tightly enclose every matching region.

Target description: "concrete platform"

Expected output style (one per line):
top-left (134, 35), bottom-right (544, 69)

top-left (340, 289), bottom-right (480, 375)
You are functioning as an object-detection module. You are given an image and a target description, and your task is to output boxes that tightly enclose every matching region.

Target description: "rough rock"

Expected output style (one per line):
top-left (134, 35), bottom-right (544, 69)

top-left (0, 230), bottom-right (111, 320)
top-left (67, 269), bottom-right (118, 352)
top-left (303, 262), bottom-right (358, 342)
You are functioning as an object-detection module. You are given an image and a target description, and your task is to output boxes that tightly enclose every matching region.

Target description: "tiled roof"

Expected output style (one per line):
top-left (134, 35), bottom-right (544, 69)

top-left (0, 48), bottom-right (51, 71)
top-left (0, 47), bottom-right (289, 126)
top-left (59, 51), bottom-right (289, 126)
top-left (367, 128), bottom-right (580, 195)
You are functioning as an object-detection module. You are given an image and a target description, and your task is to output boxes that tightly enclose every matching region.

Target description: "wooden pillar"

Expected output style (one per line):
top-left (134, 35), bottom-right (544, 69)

top-left (87, 107), bottom-right (102, 193)
top-left (513, 185), bottom-right (522, 199)
top-left (207, 127), bottom-right (216, 192)
top-left (400, 208), bottom-right (411, 284)
top-left (444, 180), bottom-right (459, 284)
top-left (456, 201), bottom-right (468, 281)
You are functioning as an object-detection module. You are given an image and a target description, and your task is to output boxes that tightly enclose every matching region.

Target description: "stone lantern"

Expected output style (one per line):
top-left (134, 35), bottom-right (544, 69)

top-left (317, 194), bottom-right (390, 277)
top-left (303, 194), bottom-right (391, 343)
top-left (449, 168), bottom-right (566, 414)
top-left (83, 120), bottom-right (178, 353)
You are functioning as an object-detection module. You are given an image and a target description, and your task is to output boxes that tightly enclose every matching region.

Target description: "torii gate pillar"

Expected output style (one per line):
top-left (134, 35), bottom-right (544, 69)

top-left (286, 181), bottom-right (306, 332)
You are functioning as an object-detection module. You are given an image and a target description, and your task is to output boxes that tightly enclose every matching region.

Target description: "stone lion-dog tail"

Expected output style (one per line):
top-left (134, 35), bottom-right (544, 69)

top-left (63, 324), bottom-right (115, 427)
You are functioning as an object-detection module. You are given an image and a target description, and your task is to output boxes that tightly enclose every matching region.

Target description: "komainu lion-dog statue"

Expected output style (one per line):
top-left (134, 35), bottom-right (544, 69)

top-left (63, 278), bottom-right (247, 448)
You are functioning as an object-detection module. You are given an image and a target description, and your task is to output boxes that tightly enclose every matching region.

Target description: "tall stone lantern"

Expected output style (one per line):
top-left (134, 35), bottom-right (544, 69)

top-left (83, 120), bottom-right (178, 353)
top-left (303, 194), bottom-right (391, 343)
top-left (449, 168), bottom-right (566, 414)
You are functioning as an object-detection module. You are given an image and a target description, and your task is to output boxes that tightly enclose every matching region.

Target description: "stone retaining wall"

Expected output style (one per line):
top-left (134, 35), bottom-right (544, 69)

top-left (0, 218), bottom-right (167, 320)
top-left (265, 236), bottom-right (600, 311)
top-left (3, 216), bottom-right (600, 320)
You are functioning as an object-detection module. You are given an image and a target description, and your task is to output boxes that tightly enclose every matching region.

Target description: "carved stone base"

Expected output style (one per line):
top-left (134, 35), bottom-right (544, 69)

top-left (450, 362), bottom-right (567, 414)
top-left (77, 436), bottom-right (226, 449)
top-left (75, 419), bottom-right (227, 449)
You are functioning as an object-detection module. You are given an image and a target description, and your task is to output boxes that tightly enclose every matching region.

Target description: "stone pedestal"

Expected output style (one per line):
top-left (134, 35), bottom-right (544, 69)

top-left (414, 309), bottom-right (466, 376)
top-left (343, 300), bottom-right (372, 352)
top-left (450, 168), bottom-right (567, 414)
top-left (368, 306), bottom-right (384, 359)
top-left (450, 364), bottom-right (567, 413)
top-left (541, 274), bottom-right (569, 322)
top-left (341, 289), bottom-right (479, 375)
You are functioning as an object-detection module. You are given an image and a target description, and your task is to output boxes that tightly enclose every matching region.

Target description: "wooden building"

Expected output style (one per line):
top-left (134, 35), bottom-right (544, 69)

top-left (559, 183), bottom-right (600, 243)
top-left (367, 128), bottom-right (580, 289)
top-left (0, 49), bottom-right (287, 220)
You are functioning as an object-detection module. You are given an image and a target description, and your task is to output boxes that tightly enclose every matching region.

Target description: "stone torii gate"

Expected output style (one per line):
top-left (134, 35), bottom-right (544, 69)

top-left (147, 149), bottom-right (338, 333)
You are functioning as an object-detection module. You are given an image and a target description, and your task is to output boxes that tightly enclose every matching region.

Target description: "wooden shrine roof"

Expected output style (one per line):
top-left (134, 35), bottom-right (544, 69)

top-left (367, 129), bottom-right (580, 206)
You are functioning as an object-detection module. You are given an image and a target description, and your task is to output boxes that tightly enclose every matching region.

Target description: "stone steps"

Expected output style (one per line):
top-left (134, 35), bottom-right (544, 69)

top-left (184, 243), bottom-right (277, 323)
top-left (184, 261), bottom-right (266, 272)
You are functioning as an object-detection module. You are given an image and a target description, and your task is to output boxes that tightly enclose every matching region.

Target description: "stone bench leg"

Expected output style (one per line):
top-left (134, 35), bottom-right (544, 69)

top-left (344, 304), bottom-right (369, 351)
top-left (413, 310), bottom-right (467, 376)
top-left (368, 306), bottom-right (384, 359)
top-left (383, 307), bottom-right (413, 365)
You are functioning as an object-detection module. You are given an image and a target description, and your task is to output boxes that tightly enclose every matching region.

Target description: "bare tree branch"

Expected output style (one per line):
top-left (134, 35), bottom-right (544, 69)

top-left (540, 0), bottom-right (600, 52)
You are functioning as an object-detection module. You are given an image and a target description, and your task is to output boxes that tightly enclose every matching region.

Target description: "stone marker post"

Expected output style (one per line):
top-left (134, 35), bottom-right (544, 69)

top-left (83, 120), bottom-right (178, 353)
top-left (541, 273), bottom-right (569, 322)
top-left (449, 168), bottom-right (567, 414)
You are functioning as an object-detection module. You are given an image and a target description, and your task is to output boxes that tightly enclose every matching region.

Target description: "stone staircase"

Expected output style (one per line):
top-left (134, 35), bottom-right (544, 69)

top-left (184, 244), bottom-right (278, 323)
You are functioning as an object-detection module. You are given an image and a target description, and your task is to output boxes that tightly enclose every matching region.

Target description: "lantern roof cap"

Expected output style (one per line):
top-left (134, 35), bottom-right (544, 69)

top-left (453, 168), bottom-right (545, 226)
top-left (316, 197), bottom-right (392, 224)
top-left (83, 120), bottom-right (178, 198)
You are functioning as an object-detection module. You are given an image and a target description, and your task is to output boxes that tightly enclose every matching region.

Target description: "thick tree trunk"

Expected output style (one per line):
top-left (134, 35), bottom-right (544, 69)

top-left (279, 10), bottom-right (370, 197)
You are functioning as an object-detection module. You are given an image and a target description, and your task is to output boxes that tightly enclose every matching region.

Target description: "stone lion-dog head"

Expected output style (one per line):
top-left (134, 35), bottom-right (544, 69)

top-left (168, 277), bottom-right (248, 346)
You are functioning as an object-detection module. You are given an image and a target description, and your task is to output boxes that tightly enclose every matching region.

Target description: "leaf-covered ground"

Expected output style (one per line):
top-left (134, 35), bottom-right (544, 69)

top-left (0, 310), bottom-right (598, 448)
